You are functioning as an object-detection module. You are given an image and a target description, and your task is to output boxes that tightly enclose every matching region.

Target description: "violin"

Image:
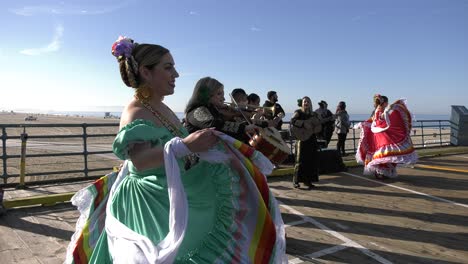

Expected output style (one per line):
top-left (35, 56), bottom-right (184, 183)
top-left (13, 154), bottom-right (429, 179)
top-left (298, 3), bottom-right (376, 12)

top-left (217, 104), bottom-right (256, 122)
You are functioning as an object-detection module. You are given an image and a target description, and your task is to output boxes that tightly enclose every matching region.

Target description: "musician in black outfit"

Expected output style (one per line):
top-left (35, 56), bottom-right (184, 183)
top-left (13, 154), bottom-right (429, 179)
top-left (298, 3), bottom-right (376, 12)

top-left (290, 96), bottom-right (320, 189)
top-left (315, 100), bottom-right (335, 147)
top-left (263, 91), bottom-right (285, 130)
top-left (184, 77), bottom-right (257, 141)
top-left (231, 88), bottom-right (248, 106)
top-left (248, 93), bottom-right (276, 128)
top-left (247, 93), bottom-right (261, 106)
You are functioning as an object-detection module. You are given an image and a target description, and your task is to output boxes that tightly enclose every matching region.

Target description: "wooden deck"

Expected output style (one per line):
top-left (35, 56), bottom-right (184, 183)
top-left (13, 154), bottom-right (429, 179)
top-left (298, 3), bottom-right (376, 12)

top-left (1, 150), bottom-right (468, 263)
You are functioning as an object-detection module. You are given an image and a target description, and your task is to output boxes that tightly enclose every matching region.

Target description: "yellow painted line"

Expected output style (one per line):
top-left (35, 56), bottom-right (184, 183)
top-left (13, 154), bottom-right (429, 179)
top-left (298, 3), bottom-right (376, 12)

top-left (415, 164), bottom-right (468, 173)
top-left (3, 192), bottom-right (75, 209)
top-left (268, 168), bottom-right (294, 176)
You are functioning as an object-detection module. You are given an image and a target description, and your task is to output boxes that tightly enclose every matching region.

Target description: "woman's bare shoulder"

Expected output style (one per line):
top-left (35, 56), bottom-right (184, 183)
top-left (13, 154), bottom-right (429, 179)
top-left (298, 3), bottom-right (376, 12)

top-left (119, 100), bottom-right (161, 128)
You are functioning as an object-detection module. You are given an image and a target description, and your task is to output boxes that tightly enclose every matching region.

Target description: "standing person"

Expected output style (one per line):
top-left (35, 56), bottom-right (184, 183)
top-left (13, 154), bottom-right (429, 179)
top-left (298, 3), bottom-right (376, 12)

top-left (66, 36), bottom-right (286, 263)
top-left (315, 100), bottom-right (335, 147)
top-left (290, 96), bottom-right (321, 189)
top-left (184, 77), bottom-right (258, 142)
top-left (248, 93), bottom-right (276, 128)
top-left (335, 101), bottom-right (351, 156)
top-left (263, 91), bottom-right (285, 130)
top-left (356, 94), bottom-right (418, 179)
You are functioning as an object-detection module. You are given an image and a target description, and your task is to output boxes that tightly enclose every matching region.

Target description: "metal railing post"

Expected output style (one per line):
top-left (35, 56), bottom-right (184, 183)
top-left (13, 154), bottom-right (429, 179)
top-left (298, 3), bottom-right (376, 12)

top-left (352, 121), bottom-right (357, 153)
top-left (1, 127), bottom-right (7, 184)
top-left (17, 127), bottom-right (28, 189)
top-left (83, 124), bottom-right (89, 178)
top-left (439, 120), bottom-right (443, 147)
top-left (420, 121), bottom-right (425, 148)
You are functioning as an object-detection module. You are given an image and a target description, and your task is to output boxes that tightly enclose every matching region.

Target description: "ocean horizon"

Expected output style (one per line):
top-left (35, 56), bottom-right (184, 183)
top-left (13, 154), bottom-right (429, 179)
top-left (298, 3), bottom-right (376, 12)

top-left (6, 109), bottom-right (451, 122)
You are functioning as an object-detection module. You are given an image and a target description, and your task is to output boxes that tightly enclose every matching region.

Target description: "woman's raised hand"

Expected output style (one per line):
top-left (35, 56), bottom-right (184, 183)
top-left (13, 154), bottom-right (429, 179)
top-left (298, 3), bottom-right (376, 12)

top-left (182, 128), bottom-right (219, 153)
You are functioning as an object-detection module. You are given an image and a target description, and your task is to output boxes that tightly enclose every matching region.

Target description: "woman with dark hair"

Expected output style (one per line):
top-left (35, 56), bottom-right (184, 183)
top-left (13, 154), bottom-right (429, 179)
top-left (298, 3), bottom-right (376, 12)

top-left (66, 37), bottom-right (286, 263)
top-left (184, 77), bottom-right (257, 140)
top-left (290, 96), bottom-right (321, 189)
top-left (356, 94), bottom-right (418, 179)
top-left (335, 101), bottom-right (351, 156)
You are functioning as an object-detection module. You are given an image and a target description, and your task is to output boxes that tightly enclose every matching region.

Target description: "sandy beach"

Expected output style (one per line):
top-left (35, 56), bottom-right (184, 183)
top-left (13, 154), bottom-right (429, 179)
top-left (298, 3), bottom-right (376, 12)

top-left (0, 112), bottom-right (120, 124)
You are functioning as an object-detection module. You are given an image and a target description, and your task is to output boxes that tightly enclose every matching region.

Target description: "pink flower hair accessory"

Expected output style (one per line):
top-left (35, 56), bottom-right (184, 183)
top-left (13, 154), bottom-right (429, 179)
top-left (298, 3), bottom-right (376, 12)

top-left (111, 36), bottom-right (136, 59)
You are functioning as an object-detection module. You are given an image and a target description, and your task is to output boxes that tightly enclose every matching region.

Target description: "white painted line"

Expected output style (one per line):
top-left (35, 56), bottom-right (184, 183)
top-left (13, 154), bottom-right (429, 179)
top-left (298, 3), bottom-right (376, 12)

top-left (273, 194), bottom-right (393, 264)
top-left (285, 219), bottom-right (307, 228)
top-left (345, 240), bottom-right (394, 264)
top-left (291, 242), bottom-right (392, 264)
top-left (331, 222), bottom-right (349, 230)
top-left (370, 242), bottom-right (390, 252)
top-left (288, 258), bottom-right (303, 264)
top-left (341, 172), bottom-right (468, 208)
top-left (305, 244), bottom-right (347, 258)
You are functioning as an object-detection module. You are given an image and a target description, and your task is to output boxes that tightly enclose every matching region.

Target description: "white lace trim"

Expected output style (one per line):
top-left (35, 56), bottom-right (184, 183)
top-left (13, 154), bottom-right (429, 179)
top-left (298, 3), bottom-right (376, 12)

top-left (364, 152), bottom-right (419, 178)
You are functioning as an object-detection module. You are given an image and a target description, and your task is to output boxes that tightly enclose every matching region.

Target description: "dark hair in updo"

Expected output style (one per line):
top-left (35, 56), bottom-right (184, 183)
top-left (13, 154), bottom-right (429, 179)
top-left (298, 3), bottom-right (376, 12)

top-left (373, 94), bottom-right (388, 108)
top-left (118, 44), bottom-right (169, 88)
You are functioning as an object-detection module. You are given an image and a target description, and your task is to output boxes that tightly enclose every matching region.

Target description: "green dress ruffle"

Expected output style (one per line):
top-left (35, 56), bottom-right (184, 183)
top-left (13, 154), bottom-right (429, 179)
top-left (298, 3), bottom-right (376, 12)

top-left (89, 119), bottom-right (243, 263)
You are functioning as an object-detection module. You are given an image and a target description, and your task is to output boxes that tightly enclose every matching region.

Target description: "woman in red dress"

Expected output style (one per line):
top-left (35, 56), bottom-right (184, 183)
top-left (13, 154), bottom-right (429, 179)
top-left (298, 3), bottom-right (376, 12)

top-left (356, 94), bottom-right (418, 179)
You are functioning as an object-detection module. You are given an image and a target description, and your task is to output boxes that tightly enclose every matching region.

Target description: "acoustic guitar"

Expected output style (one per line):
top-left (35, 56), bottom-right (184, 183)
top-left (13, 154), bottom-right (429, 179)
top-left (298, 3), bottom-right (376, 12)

top-left (290, 115), bottom-right (322, 141)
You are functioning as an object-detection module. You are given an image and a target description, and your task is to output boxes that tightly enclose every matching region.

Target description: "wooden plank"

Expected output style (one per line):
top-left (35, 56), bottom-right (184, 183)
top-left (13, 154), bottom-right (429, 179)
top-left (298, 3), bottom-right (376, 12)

top-left (267, 155), bottom-right (468, 263)
top-left (0, 204), bottom-right (77, 264)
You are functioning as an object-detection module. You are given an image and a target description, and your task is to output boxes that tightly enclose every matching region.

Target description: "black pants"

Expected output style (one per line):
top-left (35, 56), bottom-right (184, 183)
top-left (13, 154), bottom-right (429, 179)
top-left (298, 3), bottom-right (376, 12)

top-left (293, 138), bottom-right (319, 185)
top-left (336, 133), bottom-right (348, 155)
top-left (321, 125), bottom-right (334, 147)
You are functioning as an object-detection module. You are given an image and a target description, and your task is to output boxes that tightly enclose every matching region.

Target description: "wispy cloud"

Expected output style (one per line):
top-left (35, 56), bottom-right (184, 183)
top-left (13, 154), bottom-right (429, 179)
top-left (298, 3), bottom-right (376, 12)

top-left (189, 11), bottom-right (199, 16)
top-left (9, 1), bottom-right (132, 16)
top-left (20, 24), bottom-right (64, 56)
top-left (250, 26), bottom-right (261, 32)
top-left (352, 11), bottom-right (377, 22)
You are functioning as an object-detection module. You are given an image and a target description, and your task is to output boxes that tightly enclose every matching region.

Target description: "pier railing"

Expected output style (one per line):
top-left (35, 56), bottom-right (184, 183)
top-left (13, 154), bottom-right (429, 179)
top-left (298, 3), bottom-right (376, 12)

top-left (0, 119), bottom-right (452, 186)
top-left (0, 123), bottom-right (118, 186)
top-left (345, 119), bottom-right (452, 150)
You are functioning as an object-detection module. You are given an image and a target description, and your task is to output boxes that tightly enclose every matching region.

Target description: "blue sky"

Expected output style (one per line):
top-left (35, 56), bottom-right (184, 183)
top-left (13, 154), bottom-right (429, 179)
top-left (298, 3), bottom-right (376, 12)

top-left (1, 0), bottom-right (467, 115)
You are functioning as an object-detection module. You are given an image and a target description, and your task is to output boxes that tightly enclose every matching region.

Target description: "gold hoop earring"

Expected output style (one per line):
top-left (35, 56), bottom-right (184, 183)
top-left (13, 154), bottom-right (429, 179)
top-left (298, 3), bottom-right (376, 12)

top-left (135, 84), bottom-right (152, 101)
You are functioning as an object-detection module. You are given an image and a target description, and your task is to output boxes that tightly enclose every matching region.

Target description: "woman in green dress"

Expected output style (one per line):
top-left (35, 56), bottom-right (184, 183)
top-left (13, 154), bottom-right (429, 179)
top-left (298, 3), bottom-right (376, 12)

top-left (66, 36), bottom-right (286, 263)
